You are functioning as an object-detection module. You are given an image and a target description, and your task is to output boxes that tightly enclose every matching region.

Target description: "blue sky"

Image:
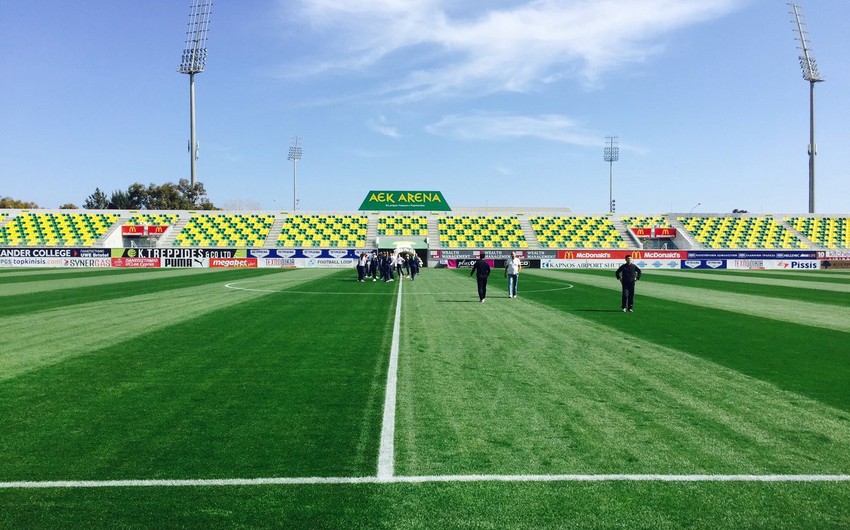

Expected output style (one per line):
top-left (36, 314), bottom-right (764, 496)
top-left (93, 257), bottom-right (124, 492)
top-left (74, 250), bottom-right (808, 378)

top-left (1, 0), bottom-right (848, 214)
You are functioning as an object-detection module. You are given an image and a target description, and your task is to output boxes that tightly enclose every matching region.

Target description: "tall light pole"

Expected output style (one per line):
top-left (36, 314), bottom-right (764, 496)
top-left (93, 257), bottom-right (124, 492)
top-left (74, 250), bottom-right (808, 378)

top-left (288, 137), bottom-right (303, 211)
top-left (178, 0), bottom-right (212, 186)
top-left (604, 136), bottom-right (619, 213)
top-left (789, 3), bottom-right (823, 214)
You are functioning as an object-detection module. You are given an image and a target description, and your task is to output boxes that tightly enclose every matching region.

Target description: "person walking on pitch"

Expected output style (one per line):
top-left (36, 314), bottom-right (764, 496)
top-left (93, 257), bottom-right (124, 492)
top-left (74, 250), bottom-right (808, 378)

top-left (505, 251), bottom-right (522, 298)
top-left (470, 252), bottom-right (491, 302)
top-left (615, 255), bottom-right (642, 312)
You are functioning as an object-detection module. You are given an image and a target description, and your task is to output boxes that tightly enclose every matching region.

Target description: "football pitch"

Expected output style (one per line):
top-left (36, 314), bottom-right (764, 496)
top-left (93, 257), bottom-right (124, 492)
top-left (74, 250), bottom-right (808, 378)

top-left (1, 266), bottom-right (849, 528)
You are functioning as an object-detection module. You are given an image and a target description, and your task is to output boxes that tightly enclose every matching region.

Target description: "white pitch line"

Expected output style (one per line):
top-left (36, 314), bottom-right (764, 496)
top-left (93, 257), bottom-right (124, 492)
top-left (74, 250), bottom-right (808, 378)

top-left (2, 474), bottom-right (849, 489)
top-left (377, 275), bottom-right (403, 480)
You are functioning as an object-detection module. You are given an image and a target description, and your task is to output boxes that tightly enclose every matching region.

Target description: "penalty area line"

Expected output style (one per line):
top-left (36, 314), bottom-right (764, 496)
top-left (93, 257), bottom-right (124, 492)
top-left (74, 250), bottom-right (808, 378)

top-left (2, 474), bottom-right (849, 489)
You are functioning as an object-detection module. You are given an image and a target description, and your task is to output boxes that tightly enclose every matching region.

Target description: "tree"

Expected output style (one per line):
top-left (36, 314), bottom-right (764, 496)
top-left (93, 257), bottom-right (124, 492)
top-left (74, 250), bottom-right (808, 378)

top-left (127, 183), bottom-right (148, 209)
top-left (109, 189), bottom-right (133, 209)
top-left (0, 197), bottom-right (39, 208)
top-left (59, 203), bottom-right (79, 209)
top-left (81, 180), bottom-right (216, 210)
top-left (83, 188), bottom-right (109, 209)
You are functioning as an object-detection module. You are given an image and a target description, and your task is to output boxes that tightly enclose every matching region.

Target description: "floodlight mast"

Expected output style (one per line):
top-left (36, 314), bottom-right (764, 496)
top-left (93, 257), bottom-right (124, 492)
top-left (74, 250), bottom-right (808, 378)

top-left (603, 136), bottom-right (619, 213)
top-left (288, 137), bottom-right (303, 211)
top-left (789, 3), bottom-right (823, 214)
top-left (178, 0), bottom-right (212, 186)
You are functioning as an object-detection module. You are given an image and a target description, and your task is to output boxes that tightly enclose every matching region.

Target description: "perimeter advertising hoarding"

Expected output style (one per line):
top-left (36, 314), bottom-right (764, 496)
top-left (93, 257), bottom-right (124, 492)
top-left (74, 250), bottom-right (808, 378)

top-left (0, 248), bottom-right (110, 267)
top-left (112, 257), bottom-right (160, 268)
top-left (434, 250), bottom-right (558, 260)
top-left (681, 259), bottom-right (727, 269)
top-left (0, 248), bottom-right (111, 258)
top-left (247, 249), bottom-right (358, 268)
top-left (359, 191), bottom-right (450, 211)
top-left (446, 259), bottom-right (540, 269)
top-left (247, 249), bottom-right (359, 259)
top-left (687, 251), bottom-right (817, 260)
top-left (725, 259), bottom-right (820, 270)
top-left (112, 248), bottom-right (245, 259)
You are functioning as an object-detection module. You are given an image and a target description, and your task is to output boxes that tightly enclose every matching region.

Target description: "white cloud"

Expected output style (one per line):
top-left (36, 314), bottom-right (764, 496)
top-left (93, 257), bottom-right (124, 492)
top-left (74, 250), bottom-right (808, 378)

top-left (285, 0), bottom-right (742, 100)
top-left (367, 115), bottom-right (401, 138)
top-left (426, 112), bottom-right (600, 146)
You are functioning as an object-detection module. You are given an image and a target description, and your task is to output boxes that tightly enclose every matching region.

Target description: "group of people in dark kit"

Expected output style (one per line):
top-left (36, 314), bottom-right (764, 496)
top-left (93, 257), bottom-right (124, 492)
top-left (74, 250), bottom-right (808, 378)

top-left (356, 248), bottom-right (642, 310)
top-left (356, 250), bottom-right (422, 282)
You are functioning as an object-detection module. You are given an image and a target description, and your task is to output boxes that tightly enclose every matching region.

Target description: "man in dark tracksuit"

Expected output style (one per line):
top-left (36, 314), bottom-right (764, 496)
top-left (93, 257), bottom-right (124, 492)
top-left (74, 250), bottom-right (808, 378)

top-left (615, 255), bottom-right (642, 312)
top-left (470, 252), bottom-right (491, 302)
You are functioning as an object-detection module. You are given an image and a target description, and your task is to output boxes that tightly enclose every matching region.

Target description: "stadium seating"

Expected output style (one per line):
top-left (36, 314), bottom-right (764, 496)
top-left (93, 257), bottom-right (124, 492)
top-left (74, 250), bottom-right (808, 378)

top-left (530, 216), bottom-right (629, 248)
top-left (678, 216), bottom-right (806, 249)
top-left (173, 214), bottom-right (274, 247)
top-left (0, 212), bottom-right (120, 246)
top-left (278, 215), bottom-right (368, 247)
top-left (438, 216), bottom-right (527, 248)
top-left (785, 217), bottom-right (850, 249)
top-left (126, 213), bottom-right (180, 226)
top-left (621, 215), bottom-right (671, 228)
top-left (377, 215), bottom-right (428, 237)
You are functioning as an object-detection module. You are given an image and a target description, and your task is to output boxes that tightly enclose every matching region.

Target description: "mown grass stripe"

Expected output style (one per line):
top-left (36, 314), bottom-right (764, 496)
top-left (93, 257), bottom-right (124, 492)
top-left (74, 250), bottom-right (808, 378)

top-left (395, 270), bottom-right (850, 477)
top-left (0, 270), bottom-right (392, 481)
top-left (0, 268), bottom-right (233, 296)
top-left (522, 271), bottom-right (850, 411)
top-left (697, 269), bottom-right (850, 282)
top-left (0, 269), bottom-right (335, 380)
top-left (530, 269), bottom-right (850, 332)
top-left (651, 269), bottom-right (850, 291)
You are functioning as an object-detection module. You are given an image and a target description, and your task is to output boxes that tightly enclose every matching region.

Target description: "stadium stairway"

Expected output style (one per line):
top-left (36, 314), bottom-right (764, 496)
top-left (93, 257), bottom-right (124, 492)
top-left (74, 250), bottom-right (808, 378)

top-left (668, 216), bottom-right (702, 249)
top-left (427, 217), bottom-right (441, 249)
top-left (518, 215), bottom-right (541, 248)
top-left (264, 216), bottom-right (288, 247)
top-left (780, 218), bottom-right (818, 249)
top-left (610, 216), bottom-right (638, 249)
top-left (158, 215), bottom-right (190, 247)
top-left (99, 213), bottom-right (134, 247)
top-left (365, 214), bottom-right (379, 248)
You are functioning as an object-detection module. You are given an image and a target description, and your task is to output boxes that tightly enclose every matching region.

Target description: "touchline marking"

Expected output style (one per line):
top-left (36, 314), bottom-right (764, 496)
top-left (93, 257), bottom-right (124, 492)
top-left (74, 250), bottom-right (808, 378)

top-left (2, 474), bottom-right (849, 489)
top-left (377, 275), bottom-right (403, 480)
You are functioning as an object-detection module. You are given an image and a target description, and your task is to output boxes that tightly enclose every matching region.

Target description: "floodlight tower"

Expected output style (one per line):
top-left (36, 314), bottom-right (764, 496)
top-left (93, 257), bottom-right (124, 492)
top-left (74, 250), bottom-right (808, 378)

top-left (178, 0), bottom-right (213, 186)
top-left (604, 136), bottom-right (619, 213)
top-left (288, 137), bottom-right (303, 211)
top-left (789, 3), bottom-right (823, 213)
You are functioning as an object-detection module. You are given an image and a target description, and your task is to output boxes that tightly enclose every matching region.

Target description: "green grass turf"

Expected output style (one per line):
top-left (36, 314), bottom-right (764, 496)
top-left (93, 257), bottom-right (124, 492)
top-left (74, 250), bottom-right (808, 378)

top-left (0, 269), bottom-right (394, 480)
top-left (1, 267), bottom-right (848, 527)
top-left (638, 269), bottom-right (850, 307)
top-left (521, 269), bottom-right (850, 411)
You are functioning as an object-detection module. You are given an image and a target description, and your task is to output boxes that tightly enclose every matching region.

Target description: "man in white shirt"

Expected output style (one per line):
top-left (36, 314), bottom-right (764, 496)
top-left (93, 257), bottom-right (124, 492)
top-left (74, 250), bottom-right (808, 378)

top-left (504, 251), bottom-right (522, 298)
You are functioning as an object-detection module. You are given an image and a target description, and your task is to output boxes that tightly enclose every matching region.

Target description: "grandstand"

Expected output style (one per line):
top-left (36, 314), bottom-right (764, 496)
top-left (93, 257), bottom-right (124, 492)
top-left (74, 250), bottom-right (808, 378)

top-left (0, 208), bottom-right (847, 251)
top-left (173, 213), bottom-right (275, 247)
top-left (278, 214), bottom-right (369, 248)
top-left (438, 215), bottom-right (527, 248)
top-left (0, 212), bottom-right (119, 247)
top-left (530, 215), bottom-right (629, 249)
top-left (786, 216), bottom-right (850, 249)
top-left (377, 215), bottom-right (428, 237)
top-left (677, 216), bottom-right (806, 249)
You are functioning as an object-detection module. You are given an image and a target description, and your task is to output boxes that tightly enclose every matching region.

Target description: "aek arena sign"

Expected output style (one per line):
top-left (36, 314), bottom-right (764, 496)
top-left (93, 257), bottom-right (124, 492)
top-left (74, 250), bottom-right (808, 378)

top-left (359, 191), bottom-right (450, 211)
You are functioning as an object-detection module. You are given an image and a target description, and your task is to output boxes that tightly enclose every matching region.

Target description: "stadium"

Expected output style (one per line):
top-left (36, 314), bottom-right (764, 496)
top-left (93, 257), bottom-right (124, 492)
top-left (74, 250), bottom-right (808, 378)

top-left (2, 1), bottom-right (850, 528)
top-left (1, 203), bottom-right (849, 528)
